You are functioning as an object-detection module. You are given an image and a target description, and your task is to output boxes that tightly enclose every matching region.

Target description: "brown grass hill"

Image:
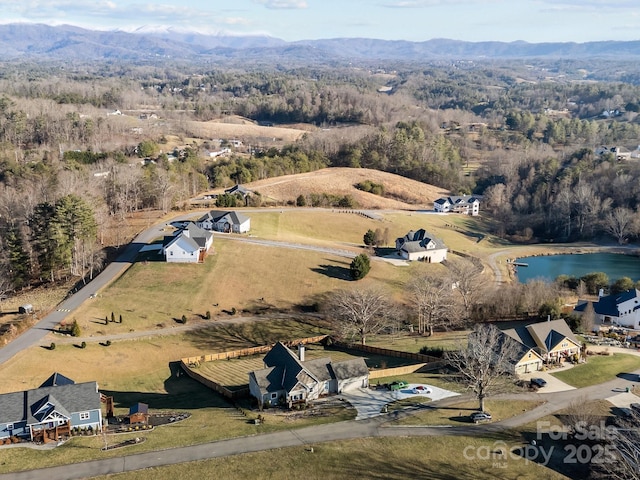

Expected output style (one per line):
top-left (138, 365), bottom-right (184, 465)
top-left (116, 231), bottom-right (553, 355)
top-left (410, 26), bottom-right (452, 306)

top-left (219, 168), bottom-right (450, 210)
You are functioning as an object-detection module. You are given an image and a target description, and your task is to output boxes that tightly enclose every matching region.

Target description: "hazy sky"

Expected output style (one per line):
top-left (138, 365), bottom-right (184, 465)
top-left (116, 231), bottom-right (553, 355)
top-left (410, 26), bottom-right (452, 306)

top-left (2, 0), bottom-right (639, 43)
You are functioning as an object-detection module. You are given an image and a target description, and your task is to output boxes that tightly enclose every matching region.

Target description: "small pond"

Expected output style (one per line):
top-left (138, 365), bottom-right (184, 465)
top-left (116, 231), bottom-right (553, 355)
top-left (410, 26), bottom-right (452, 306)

top-left (514, 252), bottom-right (640, 283)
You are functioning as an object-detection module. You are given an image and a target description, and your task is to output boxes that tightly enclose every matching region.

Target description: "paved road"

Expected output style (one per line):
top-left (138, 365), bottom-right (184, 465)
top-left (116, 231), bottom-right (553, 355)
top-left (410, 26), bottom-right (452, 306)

top-left (2, 371), bottom-right (638, 480)
top-left (0, 214), bottom-right (193, 366)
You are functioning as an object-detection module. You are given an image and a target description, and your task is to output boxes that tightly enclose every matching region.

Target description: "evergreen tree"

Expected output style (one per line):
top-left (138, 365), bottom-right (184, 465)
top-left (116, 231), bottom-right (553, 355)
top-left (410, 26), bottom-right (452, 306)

top-left (350, 254), bottom-right (371, 280)
top-left (71, 320), bottom-right (81, 337)
top-left (363, 229), bottom-right (375, 246)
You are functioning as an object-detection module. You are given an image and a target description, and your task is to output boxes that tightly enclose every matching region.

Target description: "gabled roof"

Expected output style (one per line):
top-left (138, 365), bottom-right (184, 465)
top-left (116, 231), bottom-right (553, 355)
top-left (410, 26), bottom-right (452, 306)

top-left (330, 358), bottom-right (369, 380)
top-left (501, 319), bottom-right (579, 355)
top-left (0, 377), bottom-right (100, 425)
top-left (575, 289), bottom-right (640, 317)
top-left (30, 394), bottom-right (71, 423)
top-left (225, 185), bottom-right (252, 196)
top-left (202, 210), bottom-right (250, 225)
top-left (129, 402), bottom-right (149, 415)
top-left (164, 232), bottom-right (200, 253)
top-left (250, 343), bottom-right (370, 397)
top-left (396, 229), bottom-right (447, 253)
top-left (40, 372), bottom-right (75, 388)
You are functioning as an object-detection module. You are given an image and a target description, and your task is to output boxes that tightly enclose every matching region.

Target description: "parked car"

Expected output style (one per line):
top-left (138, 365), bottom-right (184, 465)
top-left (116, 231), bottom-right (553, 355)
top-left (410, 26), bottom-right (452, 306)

top-left (530, 378), bottom-right (547, 388)
top-left (470, 411), bottom-right (492, 423)
top-left (412, 385), bottom-right (433, 395)
top-left (389, 380), bottom-right (409, 391)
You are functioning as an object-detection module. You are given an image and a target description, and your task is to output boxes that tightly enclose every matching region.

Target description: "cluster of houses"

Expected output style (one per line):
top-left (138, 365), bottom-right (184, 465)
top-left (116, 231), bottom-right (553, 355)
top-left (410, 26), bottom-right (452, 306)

top-left (161, 210), bottom-right (250, 263)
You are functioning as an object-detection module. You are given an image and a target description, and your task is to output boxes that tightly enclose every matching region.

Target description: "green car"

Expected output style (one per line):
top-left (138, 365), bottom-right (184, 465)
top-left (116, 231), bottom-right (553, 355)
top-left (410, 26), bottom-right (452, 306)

top-left (389, 380), bottom-right (409, 391)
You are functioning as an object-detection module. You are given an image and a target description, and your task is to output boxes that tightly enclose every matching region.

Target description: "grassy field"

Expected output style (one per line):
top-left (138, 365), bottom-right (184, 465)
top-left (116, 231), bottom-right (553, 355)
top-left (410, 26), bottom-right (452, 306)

top-left (551, 353), bottom-right (640, 388)
top-left (392, 399), bottom-right (545, 426)
top-left (90, 435), bottom-right (569, 480)
top-left (0, 319), bottom-right (331, 394)
top-left (71, 245), bottom-right (408, 336)
top-left (366, 330), bottom-right (469, 353)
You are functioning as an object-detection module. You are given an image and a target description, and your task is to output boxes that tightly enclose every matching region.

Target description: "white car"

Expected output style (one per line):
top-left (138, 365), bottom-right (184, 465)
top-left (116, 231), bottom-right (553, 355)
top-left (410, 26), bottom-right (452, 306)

top-left (412, 385), bottom-right (432, 395)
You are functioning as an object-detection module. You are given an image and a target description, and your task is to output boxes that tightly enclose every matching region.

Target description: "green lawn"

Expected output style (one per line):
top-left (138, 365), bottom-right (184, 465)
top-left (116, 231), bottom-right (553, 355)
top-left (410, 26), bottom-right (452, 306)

top-left (551, 353), bottom-right (640, 388)
top-left (90, 435), bottom-right (569, 480)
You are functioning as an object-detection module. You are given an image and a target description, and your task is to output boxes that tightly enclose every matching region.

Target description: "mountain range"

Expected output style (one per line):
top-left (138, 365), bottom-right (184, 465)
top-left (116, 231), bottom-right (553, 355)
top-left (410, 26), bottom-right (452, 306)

top-left (1, 23), bottom-right (640, 63)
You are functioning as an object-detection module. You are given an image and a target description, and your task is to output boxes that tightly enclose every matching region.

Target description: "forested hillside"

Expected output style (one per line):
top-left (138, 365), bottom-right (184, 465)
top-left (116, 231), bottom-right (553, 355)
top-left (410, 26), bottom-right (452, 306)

top-left (1, 58), bottom-right (640, 291)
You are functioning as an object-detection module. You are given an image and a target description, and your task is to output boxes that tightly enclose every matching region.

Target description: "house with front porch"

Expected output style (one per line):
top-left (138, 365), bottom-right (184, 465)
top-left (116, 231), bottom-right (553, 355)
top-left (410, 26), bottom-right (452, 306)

top-left (499, 319), bottom-right (581, 373)
top-left (163, 222), bottom-right (213, 263)
top-left (196, 210), bottom-right (250, 234)
top-left (574, 289), bottom-right (640, 329)
top-left (395, 229), bottom-right (447, 263)
top-left (433, 195), bottom-right (480, 216)
top-left (248, 342), bottom-right (369, 408)
top-left (0, 373), bottom-right (102, 443)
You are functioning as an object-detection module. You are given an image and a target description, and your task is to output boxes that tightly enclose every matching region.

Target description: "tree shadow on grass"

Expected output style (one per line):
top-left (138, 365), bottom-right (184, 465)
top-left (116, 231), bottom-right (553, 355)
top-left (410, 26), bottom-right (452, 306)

top-left (101, 363), bottom-right (232, 411)
top-left (311, 264), bottom-right (352, 280)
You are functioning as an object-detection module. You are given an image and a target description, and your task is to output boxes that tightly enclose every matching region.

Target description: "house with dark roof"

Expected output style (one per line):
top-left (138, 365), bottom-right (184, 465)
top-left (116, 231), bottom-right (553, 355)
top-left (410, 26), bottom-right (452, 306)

top-left (395, 229), bottom-right (447, 262)
top-left (434, 195), bottom-right (480, 215)
top-left (196, 210), bottom-right (251, 234)
top-left (499, 319), bottom-right (581, 373)
top-left (574, 289), bottom-right (640, 329)
top-left (0, 373), bottom-right (102, 442)
top-left (162, 222), bottom-right (213, 263)
top-left (248, 342), bottom-right (369, 408)
top-left (224, 184), bottom-right (252, 198)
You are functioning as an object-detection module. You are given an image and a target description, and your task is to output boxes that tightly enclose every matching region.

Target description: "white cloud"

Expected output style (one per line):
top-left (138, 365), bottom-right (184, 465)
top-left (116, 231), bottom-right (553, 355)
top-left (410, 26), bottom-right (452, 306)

top-left (254, 0), bottom-right (308, 9)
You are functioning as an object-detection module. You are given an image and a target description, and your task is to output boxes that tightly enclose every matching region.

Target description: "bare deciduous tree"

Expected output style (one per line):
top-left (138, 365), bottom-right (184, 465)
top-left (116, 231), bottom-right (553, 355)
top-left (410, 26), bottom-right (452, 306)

top-left (604, 206), bottom-right (638, 245)
top-left (408, 273), bottom-right (460, 336)
top-left (601, 408), bottom-right (640, 480)
top-left (327, 287), bottom-right (392, 345)
top-left (446, 257), bottom-right (486, 321)
top-left (447, 324), bottom-right (519, 411)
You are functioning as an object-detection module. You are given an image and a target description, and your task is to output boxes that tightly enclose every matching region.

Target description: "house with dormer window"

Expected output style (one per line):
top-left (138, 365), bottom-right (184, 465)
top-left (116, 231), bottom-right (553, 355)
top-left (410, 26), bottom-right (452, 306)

top-left (574, 289), bottom-right (640, 329)
top-left (0, 373), bottom-right (102, 443)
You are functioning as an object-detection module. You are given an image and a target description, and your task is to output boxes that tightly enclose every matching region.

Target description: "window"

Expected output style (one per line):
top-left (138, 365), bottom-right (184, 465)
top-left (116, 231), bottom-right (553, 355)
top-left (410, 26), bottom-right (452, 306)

top-left (79, 412), bottom-right (90, 421)
top-left (270, 393), bottom-right (277, 400)
top-left (6, 424), bottom-right (13, 431)
top-left (169, 251), bottom-right (173, 256)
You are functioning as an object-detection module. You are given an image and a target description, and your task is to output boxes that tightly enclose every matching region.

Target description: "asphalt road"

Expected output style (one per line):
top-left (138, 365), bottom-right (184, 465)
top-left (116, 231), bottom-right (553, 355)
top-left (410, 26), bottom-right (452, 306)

top-left (2, 372), bottom-right (639, 480)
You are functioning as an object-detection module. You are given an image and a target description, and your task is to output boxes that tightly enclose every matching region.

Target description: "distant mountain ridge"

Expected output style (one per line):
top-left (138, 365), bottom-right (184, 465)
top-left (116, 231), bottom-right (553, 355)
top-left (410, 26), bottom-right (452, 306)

top-left (1, 23), bottom-right (639, 62)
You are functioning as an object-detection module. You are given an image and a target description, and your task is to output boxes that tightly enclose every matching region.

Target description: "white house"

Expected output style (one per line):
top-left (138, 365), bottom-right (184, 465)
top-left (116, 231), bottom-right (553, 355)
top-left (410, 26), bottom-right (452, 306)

top-left (574, 289), bottom-right (640, 329)
top-left (196, 210), bottom-right (250, 234)
top-left (162, 223), bottom-right (213, 263)
top-left (433, 195), bottom-right (480, 216)
top-left (395, 229), bottom-right (447, 263)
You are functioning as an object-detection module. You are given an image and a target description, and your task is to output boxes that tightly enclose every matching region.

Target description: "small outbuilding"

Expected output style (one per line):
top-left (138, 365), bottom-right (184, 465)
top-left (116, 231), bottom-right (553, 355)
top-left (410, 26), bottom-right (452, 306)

top-left (128, 403), bottom-right (149, 425)
top-left (18, 304), bottom-right (34, 314)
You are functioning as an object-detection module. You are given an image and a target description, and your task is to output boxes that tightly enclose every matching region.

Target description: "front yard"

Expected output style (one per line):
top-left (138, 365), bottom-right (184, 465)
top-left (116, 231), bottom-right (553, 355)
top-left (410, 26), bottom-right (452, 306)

top-left (550, 353), bottom-right (640, 388)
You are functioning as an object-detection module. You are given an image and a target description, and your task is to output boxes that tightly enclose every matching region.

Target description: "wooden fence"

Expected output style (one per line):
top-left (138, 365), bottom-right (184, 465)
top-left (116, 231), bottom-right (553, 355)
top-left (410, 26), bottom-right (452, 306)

top-left (331, 340), bottom-right (441, 364)
top-left (180, 359), bottom-right (248, 400)
top-left (181, 335), bottom-right (329, 366)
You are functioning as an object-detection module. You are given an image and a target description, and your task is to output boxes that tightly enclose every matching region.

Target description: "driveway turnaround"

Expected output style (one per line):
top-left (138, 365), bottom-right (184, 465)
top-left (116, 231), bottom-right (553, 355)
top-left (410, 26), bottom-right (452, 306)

top-left (519, 369), bottom-right (576, 393)
top-left (341, 384), bottom-right (460, 420)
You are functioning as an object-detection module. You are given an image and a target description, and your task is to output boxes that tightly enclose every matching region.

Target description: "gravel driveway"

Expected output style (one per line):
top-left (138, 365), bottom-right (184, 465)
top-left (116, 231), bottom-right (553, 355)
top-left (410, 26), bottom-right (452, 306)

top-left (340, 383), bottom-right (460, 420)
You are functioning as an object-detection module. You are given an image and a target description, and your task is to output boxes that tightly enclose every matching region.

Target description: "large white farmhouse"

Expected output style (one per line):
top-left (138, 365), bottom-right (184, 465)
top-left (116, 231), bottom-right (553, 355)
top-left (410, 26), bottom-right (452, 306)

top-left (574, 289), bottom-right (640, 329)
top-left (433, 195), bottom-right (480, 216)
top-left (395, 229), bottom-right (447, 263)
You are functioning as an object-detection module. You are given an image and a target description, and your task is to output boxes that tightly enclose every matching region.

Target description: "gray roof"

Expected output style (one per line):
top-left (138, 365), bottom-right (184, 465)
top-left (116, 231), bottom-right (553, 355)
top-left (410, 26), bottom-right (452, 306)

top-left (250, 342), bottom-right (369, 397)
top-left (203, 210), bottom-right (250, 225)
top-left (435, 195), bottom-right (481, 205)
top-left (396, 228), bottom-right (447, 253)
top-left (501, 319), bottom-right (578, 355)
top-left (40, 372), bottom-right (75, 387)
top-left (225, 185), bottom-right (252, 196)
top-left (0, 377), bottom-right (100, 425)
top-left (330, 358), bottom-right (369, 380)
